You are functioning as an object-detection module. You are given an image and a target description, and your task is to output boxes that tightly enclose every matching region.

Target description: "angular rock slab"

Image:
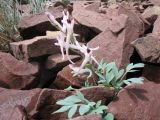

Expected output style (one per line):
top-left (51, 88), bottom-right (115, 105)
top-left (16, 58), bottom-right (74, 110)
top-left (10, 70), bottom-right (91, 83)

top-left (88, 2), bottom-right (144, 68)
top-left (131, 35), bottom-right (160, 64)
top-left (72, 1), bottom-right (111, 33)
top-left (0, 88), bottom-right (41, 117)
top-left (153, 16), bottom-right (160, 36)
top-left (10, 36), bottom-right (60, 62)
top-left (45, 54), bottom-right (81, 70)
top-left (142, 6), bottom-right (160, 24)
top-left (0, 52), bottom-right (39, 89)
top-left (18, 6), bottom-right (63, 39)
top-left (108, 80), bottom-right (160, 120)
top-left (149, 0), bottom-right (160, 5)
top-left (0, 106), bottom-right (28, 120)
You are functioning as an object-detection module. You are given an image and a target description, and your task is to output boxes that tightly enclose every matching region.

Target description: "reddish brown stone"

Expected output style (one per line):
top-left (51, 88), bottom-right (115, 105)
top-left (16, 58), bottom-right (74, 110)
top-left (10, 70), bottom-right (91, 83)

top-left (45, 54), bottom-right (81, 70)
top-left (79, 86), bottom-right (115, 103)
top-left (0, 106), bottom-right (28, 120)
top-left (0, 88), bottom-right (41, 117)
top-left (88, 3), bottom-right (144, 68)
top-left (143, 64), bottom-right (160, 83)
top-left (108, 80), bottom-right (160, 120)
top-left (0, 52), bottom-right (39, 89)
top-left (149, 0), bottom-right (160, 5)
top-left (51, 65), bottom-right (85, 89)
top-left (10, 36), bottom-right (60, 62)
top-left (18, 6), bottom-right (63, 39)
top-left (153, 16), bottom-right (160, 36)
top-left (131, 35), bottom-right (160, 64)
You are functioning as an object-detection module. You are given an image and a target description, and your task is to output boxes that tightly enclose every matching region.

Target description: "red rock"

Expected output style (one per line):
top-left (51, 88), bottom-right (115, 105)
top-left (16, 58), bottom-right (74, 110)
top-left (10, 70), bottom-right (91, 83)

top-left (45, 54), bottom-right (81, 70)
top-left (131, 35), bottom-right (160, 64)
top-left (0, 106), bottom-right (28, 120)
top-left (153, 16), bottom-right (160, 36)
top-left (51, 65), bottom-right (85, 89)
top-left (79, 86), bottom-right (115, 103)
top-left (142, 6), bottom-right (160, 24)
top-left (0, 88), bottom-right (41, 117)
top-left (108, 80), bottom-right (160, 120)
top-left (88, 2), bottom-right (144, 68)
top-left (149, 0), bottom-right (160, 5)
top-left (0, 52), bottom-right (39, 89)
top-left (143, 64), bottom-right (160, 83)
top-left (18, 6), bottom-right (63, 39)
top-left (10, 36), bottom-right (60, 62)
top-left (69, 114), bottom-right (102, 120)
top-left (72, 1), bottom-right (111, 33)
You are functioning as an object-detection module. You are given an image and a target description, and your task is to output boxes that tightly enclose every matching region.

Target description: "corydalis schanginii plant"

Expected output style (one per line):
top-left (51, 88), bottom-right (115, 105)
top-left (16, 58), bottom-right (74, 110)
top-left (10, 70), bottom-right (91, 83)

top-left (54, 90), bottom-right (114, 120)
top-left (45, 10), bottom-right (99, 78)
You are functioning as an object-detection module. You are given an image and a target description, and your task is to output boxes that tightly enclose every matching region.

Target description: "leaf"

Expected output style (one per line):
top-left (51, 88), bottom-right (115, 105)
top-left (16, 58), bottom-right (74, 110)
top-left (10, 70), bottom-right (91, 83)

top-left (123, 78), bottom-right (144, 85)
top-left (96, 100), bottom-right (102, 108)
top-left (126, 63), bottom-right (134, 72)
top-left (128, 70), bottom-right (139, 73)
top-left (53, 106), bottom-right (72, 114)
top-left (106, 62), bottom-right (116, 72)
top-left (56, 100), bottom-right (74, 106)
top-left (88, 102), bottom-right (96, 107)
top-left (63, 95), bottom-right (82, 103)
top-left (79, 105), bottom-right (90, 115)
top-left (105, 71), bottom-right (114, 83)
top-left (116, 69), bottom-right (124, 80)
top-left (94, 105), bottom-right (107, 114)
top-left (104, 113), bottom-right (114, 120)
top-left (68, 105), bottom-right (78, 118)
top-left (133, 63), bottom-right (145, 68)
top-left (76, 90), bottom-right (85, 100)
top-left (96, 72), bottom-right (105, 80)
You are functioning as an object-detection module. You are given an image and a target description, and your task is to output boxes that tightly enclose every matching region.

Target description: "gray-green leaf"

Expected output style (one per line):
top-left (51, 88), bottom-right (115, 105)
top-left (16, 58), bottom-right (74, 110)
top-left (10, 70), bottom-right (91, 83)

top-left (79, 105), bottom-right (90, 115)
top-left (68, 105), bottom-right (78, 118)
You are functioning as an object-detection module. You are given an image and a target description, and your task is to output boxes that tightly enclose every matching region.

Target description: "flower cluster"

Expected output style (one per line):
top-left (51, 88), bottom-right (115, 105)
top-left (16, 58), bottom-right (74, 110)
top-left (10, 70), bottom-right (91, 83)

top-left (45, 10), bottom-right (99, 78)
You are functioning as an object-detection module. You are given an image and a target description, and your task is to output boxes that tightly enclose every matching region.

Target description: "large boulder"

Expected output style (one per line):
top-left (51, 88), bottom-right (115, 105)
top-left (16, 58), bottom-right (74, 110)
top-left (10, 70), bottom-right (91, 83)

top-left (18, 6), bottom-right (63, 39)
top-left (131, 35), bottom-right (160, 64)
top-left (10, 36), bottom-right (60, 62)
top-left (108, 80), bottom-right (160, 120)
top-left (0, 52), bottom-right (39, 89)
top-left (88, 3), bottom-right (144, 68)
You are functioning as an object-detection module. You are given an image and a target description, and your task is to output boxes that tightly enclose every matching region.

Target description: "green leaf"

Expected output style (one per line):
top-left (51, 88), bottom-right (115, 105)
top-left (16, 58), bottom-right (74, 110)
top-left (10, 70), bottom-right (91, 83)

top-left (106, 62), bottom-right (116, 72)
top-left (76, 90), bottom-right (85, 100)
top-left (53, 106), bottom-right (72, 114)
top-left (133, 63), bottom-right (144, 68)
top-left (96, 100), bottom-right (102, 108)
top-left (56, 100), bottom-right (74, 106)
top-left (105, 71), bottom-right (114, 83)
top-left (126, 63), bottom-right (134, 72)
top-left (88, 102), bottom-right (96, 107)
top-left (96, 72), bottom-right (105, 80)
top-left (68, 105), bottom-right (78, 118)
top-left (116, 69), bottom-right (124, 80)
top-left (123, 78), bottom-right (144, 85)
top-left (64, 95), bottom-right (82, 103)
top-left (79, 105), bottom-right (90, 115)
top-left (104, 113), bottom-right (114, 120)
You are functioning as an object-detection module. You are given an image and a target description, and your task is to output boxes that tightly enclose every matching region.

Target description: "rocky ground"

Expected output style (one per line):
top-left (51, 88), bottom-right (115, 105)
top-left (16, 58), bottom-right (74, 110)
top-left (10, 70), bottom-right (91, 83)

top-left (0, 0), bottom-right (160, 120)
